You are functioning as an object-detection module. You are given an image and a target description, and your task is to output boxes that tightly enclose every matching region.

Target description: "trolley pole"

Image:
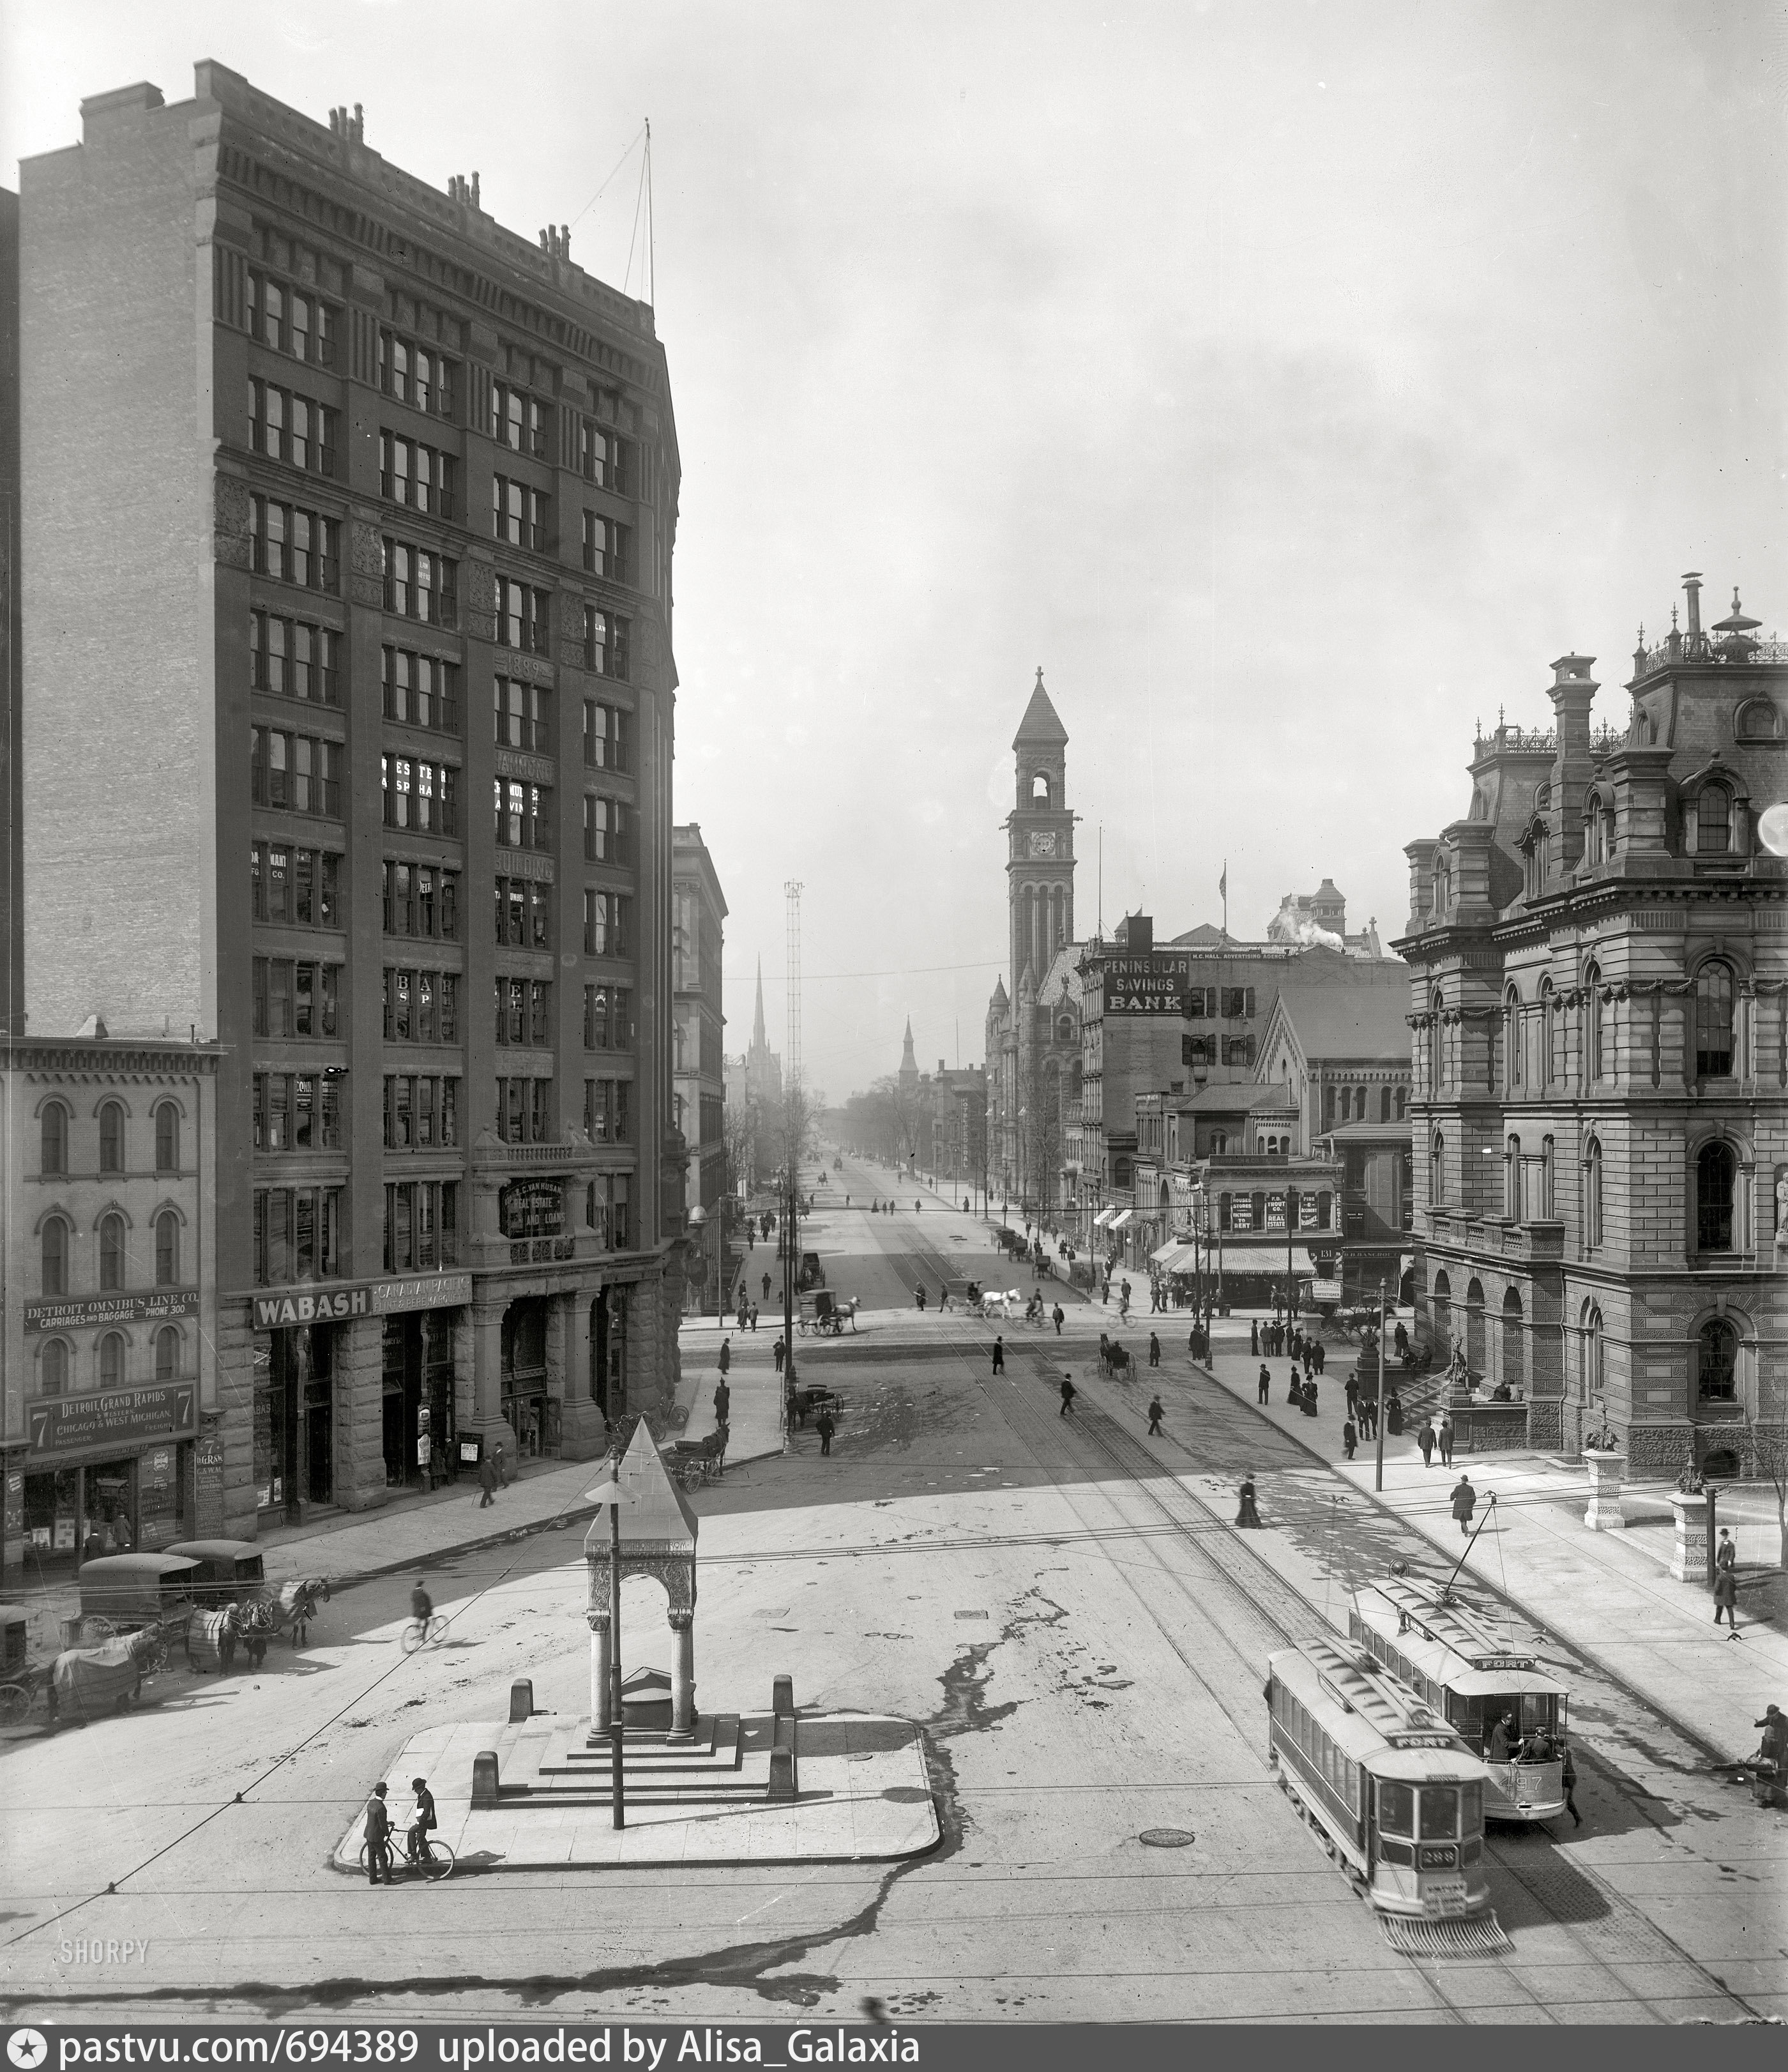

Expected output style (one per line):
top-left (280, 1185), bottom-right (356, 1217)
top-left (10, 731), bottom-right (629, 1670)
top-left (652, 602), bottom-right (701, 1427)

top-left (608, 1497), bottom-right (625, 1829)
top-left (1374, 1276), bottom-right (1388, 1493)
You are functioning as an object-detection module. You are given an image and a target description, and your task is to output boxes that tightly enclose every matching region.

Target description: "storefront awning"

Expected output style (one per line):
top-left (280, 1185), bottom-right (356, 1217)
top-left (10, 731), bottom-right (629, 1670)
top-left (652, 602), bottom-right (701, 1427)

top-left (1109, 1209), bottom-right (1134, 1230)
top-left (1212, 1241), bottom-right (1319, 1276)
top-left (1153, 1243), bottom-right (1201, 1274)
top-left (1092, 1208), bottom-right (1116, 1230)
top-left (1149, 1239), bottom-right (1181, 1265)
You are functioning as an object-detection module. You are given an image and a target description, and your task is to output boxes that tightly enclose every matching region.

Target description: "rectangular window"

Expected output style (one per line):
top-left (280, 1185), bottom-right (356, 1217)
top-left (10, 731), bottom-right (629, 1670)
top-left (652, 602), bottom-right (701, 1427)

top-left (381, 754), bottom-right (460, 835)
top-left (248, 270), bottom-right (340, 366)
top-left (494, 677), bottom-right (551, 753)
top-left (494, 1076), bottom-right (552, 1143)
top-left (577, 416), bottom-right (619, 487)
top-left (1222, 1034), bottom-right (1256, 1068)
top-left (378, 326), bottom-right (458, 416)
top-left (382, 860), bottom-right (460, 940)
top-left (494, 577), bottom-right (549, 654)
top-left (582, 605), bottom-right (630, 680)
top-left (380, 430), bottom-right (457, 520)
top-left (581, 511), bottom-right (632, 583)
top-left (1220, 987), bottom-right (1257, 1019)
top-left (494, 777), bottom-right (551, 849)
top-left (252, 1185), bottom-right (342, 1285)
top-left (492, 475), bottom-right (549, 552)
top-left (582, 793), bottom-right (628, 864)
top-left (490, 381), bottom-right (550, 458)
top-left (251, 495), bottom-right (338, 593)
top-left (494, 875), bottom-right (551, 948)
top-left (584, 983), bottom-right (629, 1049)
top-left (582, 699), bottom-right (630, 771)
top-left (381, 536), bottom-right (458, 627)
top-left (582, 889), bottom-right (630, 958)
top-left (251, 379), bottom-right (337, 476)
top-left (252, 842), bottom-right (338, 927)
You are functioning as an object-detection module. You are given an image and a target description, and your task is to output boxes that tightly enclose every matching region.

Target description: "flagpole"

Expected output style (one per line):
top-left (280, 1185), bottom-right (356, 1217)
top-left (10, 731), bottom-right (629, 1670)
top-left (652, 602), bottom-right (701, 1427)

top-left (1220, 860), bottom-right (1229, 941)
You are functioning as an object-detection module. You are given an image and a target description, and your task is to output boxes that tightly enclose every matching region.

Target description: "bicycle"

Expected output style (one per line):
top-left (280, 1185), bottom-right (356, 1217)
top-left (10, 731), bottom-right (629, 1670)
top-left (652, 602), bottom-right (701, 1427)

top-left (358, 1831), bottom-right (455, 1882)
top-left (400, 1613), bottom-right (449, 1654)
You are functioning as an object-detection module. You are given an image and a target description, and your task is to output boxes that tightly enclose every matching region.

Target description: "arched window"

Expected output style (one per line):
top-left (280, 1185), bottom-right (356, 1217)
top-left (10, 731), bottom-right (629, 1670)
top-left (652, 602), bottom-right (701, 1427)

top-left (1735, 699), bottom-right (1780, 742)
top-left (1394, 1086), bottom-right (1407, 1120)
top-left (1428, 993), bottom-right (1444, 1092)
top-left (1697, 781), bottom-right (1731, 853)
top-left (1505, 985), bottom-right (1522, 1089)
top-left (1583, 798), bottom-right (1603, 867)
top-left (1583, 1303), bottom-right (1603, 1405)
top-left (1698, 1317), bottom-right (1738, 1402)
top-left (40, 1338), bottom-right (69, 1397)
top-left (41, 1102), bottom-right (68, 1177)
top-left (1540, 1135), bottom-right (1555, 1219)
top-left (1585, 963), bottom-right (1613, 1080)
top-left (1523, 826), bottom-right (1545, 901)
top-left (1430, 1130), bottom-right (1444, 1207)
top-left (1465, 1279), bottom-right (1486, 1377)
top-left (99, 1212), bottom-right (125, 1291)
top-left (1537, 978), bottom-right (1555, 1087)
top-left (1433, 1269), bottom-right (1452, 1354)
top-left (154, 1102), bottom-right (180, 1173)
top-left (155, 1210), bottom-right (179, 1288)
top-left (1584, 1137), bottom-right (1603, 1247)
top-left (1502, 1288), bottom-right (1524, 1394)
top-left (1030, 772), bottom-right (1050, 806)
top-left (155, 1325), bottom-right (182, 1382)
top-left (42, 1216), bottom-right (68, 1297)
top-left (1695, 1140), bottom-right (1736, 1253)
top-left (99, 1331), bottom-right (126, 1389)
top-left (1379, 1085), bottom-right (1392, 1124)
top-left (98, 1101), bottom-right (125, 1175)
top-left (1695, 959), bottom-right (1734, 1077)
top-left (1433, 852), bottom-right (1451, 915)
top-left (1504, 1134), bottom-right (1522, 1220)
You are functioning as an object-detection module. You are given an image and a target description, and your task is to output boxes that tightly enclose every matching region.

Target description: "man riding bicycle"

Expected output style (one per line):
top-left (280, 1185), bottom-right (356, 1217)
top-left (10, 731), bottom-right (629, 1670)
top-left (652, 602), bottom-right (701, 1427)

top-left (411, 1578), bottom-right (433, 1626)
top-left (407, 1775), bottom-right (437, 1865)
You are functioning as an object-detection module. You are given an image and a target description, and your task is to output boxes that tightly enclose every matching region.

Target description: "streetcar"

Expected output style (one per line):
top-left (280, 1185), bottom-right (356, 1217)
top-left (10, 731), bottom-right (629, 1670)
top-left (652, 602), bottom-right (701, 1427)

top-left (1266, 1638), bottom-right (1494, 1925)
top-left (1348, 1575), bottom-right (1568, 1824)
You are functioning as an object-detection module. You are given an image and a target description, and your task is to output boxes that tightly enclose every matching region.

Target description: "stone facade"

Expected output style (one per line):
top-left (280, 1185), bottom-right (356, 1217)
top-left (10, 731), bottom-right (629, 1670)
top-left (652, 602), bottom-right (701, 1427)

top-left (672, 825), bottom-right (728, 1314)
top-left (17, 65), bottom-right (689, 1532)
top-left (1398, 574), bottom-right (1788, 1479)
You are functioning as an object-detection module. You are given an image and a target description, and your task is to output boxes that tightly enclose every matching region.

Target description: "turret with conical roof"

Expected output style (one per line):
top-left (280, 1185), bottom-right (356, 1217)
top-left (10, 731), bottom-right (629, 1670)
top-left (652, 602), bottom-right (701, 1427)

top-left (898, 1016), bottom-right (919, 1095)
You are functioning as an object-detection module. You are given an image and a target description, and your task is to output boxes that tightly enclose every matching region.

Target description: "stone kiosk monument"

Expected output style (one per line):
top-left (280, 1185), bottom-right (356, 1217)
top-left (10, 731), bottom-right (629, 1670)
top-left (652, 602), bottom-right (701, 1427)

top-left (585, 1421), bottom-right (700, 1742)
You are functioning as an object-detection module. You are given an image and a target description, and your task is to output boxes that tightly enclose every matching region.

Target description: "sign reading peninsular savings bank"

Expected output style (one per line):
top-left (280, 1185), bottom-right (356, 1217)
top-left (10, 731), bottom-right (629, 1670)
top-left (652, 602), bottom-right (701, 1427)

top-left (252, 1272), bottom-right (473, 1330)
top-left (1102, 952), bottom-right (1192, 1015)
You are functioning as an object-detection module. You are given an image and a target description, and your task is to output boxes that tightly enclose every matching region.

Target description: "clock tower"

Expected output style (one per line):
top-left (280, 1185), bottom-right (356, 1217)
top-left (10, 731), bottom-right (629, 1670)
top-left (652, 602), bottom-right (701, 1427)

top-left (1007, 667), bottom-right (1076, 989)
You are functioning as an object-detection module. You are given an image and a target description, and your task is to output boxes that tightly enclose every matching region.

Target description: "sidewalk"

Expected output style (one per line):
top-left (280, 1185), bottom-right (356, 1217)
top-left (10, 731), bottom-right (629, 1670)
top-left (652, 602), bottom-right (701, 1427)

top-left (676, 1316), bottom-right (787, 1466)
top-left (1195, 1324), bottom-right (1788, 1765)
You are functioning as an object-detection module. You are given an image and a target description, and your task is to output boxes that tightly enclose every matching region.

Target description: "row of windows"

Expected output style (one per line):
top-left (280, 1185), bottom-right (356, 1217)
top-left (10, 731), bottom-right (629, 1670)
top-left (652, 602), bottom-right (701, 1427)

top-left (252, 612), bottom-right (340, 705)
top-left (386, 862), bottom-right (460, 941)
top-left (383, 754), bottom-right (459, 835)
top-left (378, 330), bottom-right (457, 418)
top-left (252, 842), bottom-right (339, 929)
top-left (1430, 1131), bottom-right (1739, 1254)
top-left (40, 1101), bottom-right (181, 1178)
top-left (1215, 1188), bottom-right (1333, 1233)
top-left (1181, 986), bottom-right (1257, 1021)
top-left (495, 874), bottom-right (550, 949)
top-left (384, 646), bottom-right (460, 734)
top-left (587, 1173), bottom-right (632, 1251)
top-left (383, 537), bottom-right (458, 627)
top-left (585, 699), bottom-right (630, 770)
top-left (36, 1326), bottom-right (188, 1396)
top-left (496, 777), bottom-right (550, 850)
top-left (250, 380), bottom-right (337, 477)
top-left (496, 677), bottom-right (549, 752)
top-left (495, 1076), bottom-right (553, 1145)
top-left (1326, 1084), bottom-right (1407, 1125)
top-left (385, 1180), bottom-right (459, 1273)
top-left (494, 476), bottom-right (549, 552)
top-left (254, 1186), bottom-right (342, 1286)
top-left (491, 381), bottom-right (550, 457)
top-left (40, 1210), bottom-right (181, 1298)
top-left (1270, 1683), bottom-right (1361, 1815)
top-left (584, 890), bottom-right (631, 959)
top-left (254, 1072), bottom-right (344, 1153)
top-left (252, 958), bottom-right (339, 1040)
top-left (248, 271), bottom-right (338, 367)
top-left (1183, 1033), bottom-right (1255, 1069)
top-left (496, 577), bottom-right (551, 655)
top-left (582, 511), bottom-right (631, 584)
top-left (585, 985), bottom-right (632, 1051)
top-left (496, 977), bottom-right (552, 1047)
top-left (252, 496), bottom-right (339, 592)
top-left (584, 1078), bottom-right (632, 1145)
top-left (381, 432), bottom-right (457, 519)
top-left (252, 726), bottom-right (342, 818)
top-left (383, 1076), bottom-right (461, 1150)
top-left (386, 968), bottom-right (460, 1044)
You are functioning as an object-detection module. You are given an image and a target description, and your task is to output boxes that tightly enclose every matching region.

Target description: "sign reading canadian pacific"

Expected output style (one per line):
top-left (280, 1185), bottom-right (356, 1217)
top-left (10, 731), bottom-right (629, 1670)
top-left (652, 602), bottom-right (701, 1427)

top-left (24, 1290), bottom-right (199, 1335)
top-left (1101, 953), bottom-right (1192, 1016)
top-left (28, 1384), bottom-right (196, 1456)
top-left (252, 1272), bottom-right (473, 1330)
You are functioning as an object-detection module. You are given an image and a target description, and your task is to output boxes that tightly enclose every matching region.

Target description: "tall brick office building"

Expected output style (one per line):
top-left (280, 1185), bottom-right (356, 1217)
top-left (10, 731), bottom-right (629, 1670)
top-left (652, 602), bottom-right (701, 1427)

top-left (1400, 575), bottom-right (1787, 1475)
top-left (17, 66), bottom-right (688, 1533)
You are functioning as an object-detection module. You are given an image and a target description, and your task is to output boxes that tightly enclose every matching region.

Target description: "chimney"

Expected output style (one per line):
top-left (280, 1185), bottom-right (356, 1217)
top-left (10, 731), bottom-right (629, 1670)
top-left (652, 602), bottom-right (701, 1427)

top-left (1683, 572), bottom-right (1703, 650)
top-left (1547, 654), bottom-right (1600, 874)
top-left (471, 171), bottom-right (481, 209)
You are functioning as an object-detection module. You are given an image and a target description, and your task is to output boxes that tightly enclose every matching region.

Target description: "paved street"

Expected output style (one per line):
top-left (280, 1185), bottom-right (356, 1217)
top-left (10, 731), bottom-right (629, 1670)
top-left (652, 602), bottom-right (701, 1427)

top-left (1, 1159), bottom-right (1782, 2023)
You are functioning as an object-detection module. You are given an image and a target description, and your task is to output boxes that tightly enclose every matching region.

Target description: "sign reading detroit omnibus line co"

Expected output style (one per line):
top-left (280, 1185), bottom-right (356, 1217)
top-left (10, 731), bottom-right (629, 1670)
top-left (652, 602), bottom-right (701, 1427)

top-left (252, 1272), bottom-right (473, 1330)
top-left (1100, 953), bottom-right (1193, 1014)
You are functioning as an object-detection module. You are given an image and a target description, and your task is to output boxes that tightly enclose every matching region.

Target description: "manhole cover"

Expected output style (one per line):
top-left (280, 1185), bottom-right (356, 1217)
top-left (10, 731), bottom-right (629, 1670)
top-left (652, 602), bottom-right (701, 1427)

top-left (1139, 1828), bottom-right (1195, 1849)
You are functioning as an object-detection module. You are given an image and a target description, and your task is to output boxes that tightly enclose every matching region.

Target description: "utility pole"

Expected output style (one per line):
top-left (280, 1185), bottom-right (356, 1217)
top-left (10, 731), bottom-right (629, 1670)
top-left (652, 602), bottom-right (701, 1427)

top-left (1374, 1276), bottom-right (1388, 1493)
top-left (782, 883), bottom-right (803, 1428)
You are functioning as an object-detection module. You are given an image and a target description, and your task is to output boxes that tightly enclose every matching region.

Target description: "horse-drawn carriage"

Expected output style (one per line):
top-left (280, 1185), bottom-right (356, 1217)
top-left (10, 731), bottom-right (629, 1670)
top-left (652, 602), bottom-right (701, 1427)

top-left (798, 1290), bottom-right (859, 1336)
top-left (1098, 1334), bottom-right (1133, 1378)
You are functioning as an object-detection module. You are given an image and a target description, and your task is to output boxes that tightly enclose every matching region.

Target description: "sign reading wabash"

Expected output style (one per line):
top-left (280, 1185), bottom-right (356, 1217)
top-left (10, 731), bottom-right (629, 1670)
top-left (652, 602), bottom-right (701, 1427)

top-left (252, 1273), bottom-right (473, 1330)
top-left (1102, 953), bottom-right (1193, 1016)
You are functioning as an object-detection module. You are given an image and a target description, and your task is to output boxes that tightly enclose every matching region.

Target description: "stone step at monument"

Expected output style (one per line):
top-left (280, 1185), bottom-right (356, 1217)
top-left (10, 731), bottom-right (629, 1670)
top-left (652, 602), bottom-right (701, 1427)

top-left (540, 1714), bottom-right (743, 1778)
top-left (496, 1716), bottom-right (789, 1805)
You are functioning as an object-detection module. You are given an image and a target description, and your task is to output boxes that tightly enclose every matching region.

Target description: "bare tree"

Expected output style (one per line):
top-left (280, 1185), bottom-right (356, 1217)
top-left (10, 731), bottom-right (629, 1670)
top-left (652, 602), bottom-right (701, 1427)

top-left (1742, 1398), bottom-right (1788, 1570)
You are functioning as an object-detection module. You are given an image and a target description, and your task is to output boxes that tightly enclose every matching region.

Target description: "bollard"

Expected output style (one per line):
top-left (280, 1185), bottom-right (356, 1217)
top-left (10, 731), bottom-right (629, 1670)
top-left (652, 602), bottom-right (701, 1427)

top-left (772, 1674), bottom-right (794, 1719)
top-left (510, 1679), bottom-right (534, 1723)
top-left (471, 1749), bottom-right (500, 1809)
top-left (767, 1746), bottom-right (797, 1800)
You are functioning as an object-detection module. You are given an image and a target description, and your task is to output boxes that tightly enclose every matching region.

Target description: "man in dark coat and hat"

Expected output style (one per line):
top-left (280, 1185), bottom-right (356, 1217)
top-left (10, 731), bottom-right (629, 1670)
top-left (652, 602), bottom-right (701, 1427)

top-left (1450, 1473), bottom-right (1477, 1535)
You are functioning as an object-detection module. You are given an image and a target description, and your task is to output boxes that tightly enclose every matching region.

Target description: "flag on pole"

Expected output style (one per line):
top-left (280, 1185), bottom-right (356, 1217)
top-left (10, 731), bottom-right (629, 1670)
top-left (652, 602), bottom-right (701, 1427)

top-left (1218, 864), bottom-right (1227, 899)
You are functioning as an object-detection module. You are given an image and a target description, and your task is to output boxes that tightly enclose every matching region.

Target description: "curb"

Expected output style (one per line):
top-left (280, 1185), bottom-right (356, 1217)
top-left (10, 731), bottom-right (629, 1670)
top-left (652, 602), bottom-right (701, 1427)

top-left (1190, 1352), bottom-right (1758, 1772)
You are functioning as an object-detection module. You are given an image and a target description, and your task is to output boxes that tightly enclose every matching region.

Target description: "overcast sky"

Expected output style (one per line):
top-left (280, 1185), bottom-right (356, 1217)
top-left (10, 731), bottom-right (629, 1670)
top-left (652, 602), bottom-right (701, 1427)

top-left (5, 2), bottom-right (1784, 1102)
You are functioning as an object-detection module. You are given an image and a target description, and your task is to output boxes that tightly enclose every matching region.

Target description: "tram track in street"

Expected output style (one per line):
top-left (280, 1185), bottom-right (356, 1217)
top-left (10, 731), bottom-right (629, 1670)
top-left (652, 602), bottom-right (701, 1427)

top-left (851, 1189), bottom-right (1759, 2023)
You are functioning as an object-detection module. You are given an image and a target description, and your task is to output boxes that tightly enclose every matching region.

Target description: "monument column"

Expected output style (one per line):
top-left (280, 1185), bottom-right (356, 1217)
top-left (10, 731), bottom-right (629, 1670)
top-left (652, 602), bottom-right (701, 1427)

top-left (668, 1607), bottom-right (696, 1739)
top-left (587, 1609), bottom-right (612, 1730)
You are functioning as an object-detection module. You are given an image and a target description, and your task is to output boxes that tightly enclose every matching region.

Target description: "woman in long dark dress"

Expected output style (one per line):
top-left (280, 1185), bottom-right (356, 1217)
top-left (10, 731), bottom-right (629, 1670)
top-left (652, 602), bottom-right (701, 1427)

top-left (1286, 1369), bottom-right (1303, 1405)
top-left (1386, 1390), bottom-right (1405, 1436)
top-left (1236, 1475), bottom-right (1263, 1528)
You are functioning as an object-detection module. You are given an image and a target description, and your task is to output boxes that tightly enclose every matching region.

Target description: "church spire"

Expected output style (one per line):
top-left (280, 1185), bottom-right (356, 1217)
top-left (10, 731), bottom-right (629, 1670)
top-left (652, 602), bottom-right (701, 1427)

top-left (752, 957), bottom-right (767, 1051)
top-left (898, 1016), bottom-right (918, 1092)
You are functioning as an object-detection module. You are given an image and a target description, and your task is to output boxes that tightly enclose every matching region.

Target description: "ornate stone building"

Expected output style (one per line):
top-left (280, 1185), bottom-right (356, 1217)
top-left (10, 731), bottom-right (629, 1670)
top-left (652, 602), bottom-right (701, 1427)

top-left (1399, 574), bottom-right (1788, 1475)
